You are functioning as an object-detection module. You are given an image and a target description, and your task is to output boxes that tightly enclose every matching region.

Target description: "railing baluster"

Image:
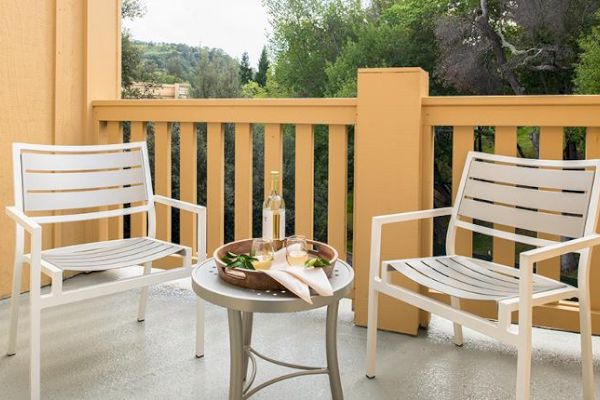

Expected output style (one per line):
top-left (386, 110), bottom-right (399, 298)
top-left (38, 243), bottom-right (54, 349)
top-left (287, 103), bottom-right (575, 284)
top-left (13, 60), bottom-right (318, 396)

top-left (295, 124), bottom-right (314, 238)
top-left (327, 125), bottom-right (347, 259)
top-left (538, 126), bottom-right (563, 280)
top-left (154, 122), bottom-right (171, 242)
top-left (180, 122), bottom-right (197, 251)
top-left (96, 121), bottom-right (109, 242)
top-left (207, 122), bottom-right (224, 253)
top-left (452, 126), bottom-right (474, 257)
top-left (130, 121), bottom-right (147, 238)
top-left (264, 124), bottom-right (283, 197)
top-left (493, 126), bottom-right (517, 267)
top-left (107, 121), bottom-right (123, 240)
top-left (234, 123), bottom-right (253, 240)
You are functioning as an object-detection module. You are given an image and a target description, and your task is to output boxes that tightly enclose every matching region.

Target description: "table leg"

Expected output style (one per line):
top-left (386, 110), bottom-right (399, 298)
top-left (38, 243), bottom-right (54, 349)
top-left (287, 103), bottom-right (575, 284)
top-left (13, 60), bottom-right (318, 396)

top-left (326, 301), bottom-right (343, 400)
top-left (228, 309), bottom-right (244, 400)
top-left (242, 312), bottom-right (254, 382)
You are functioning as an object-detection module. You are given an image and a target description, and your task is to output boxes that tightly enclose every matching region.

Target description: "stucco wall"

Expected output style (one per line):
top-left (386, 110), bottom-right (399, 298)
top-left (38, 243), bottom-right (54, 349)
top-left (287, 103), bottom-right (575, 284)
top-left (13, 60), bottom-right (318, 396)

top-left (0, 0), bottom-right (121, 298)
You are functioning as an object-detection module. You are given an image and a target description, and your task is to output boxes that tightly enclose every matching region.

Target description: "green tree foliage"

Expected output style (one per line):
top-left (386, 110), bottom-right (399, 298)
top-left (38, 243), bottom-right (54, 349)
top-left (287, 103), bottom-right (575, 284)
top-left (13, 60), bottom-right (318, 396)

top-left (325, 0), bottom-right (449, 97)
top-left (576, 12), bottom-right (600, 94)
top-left (264, 0), bottom-right (364, 97)
top-left (193, 48), bottom-right (241, 98)
top-left (239, 52), bottom-right (254, 85)
top-left (255, 47), bottom-right (270, 86)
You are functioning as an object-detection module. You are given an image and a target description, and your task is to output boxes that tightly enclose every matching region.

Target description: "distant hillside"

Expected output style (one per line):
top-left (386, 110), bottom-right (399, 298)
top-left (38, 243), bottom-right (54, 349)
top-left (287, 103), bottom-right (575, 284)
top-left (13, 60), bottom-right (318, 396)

top-left (132, 40), bottom-right (242, 98)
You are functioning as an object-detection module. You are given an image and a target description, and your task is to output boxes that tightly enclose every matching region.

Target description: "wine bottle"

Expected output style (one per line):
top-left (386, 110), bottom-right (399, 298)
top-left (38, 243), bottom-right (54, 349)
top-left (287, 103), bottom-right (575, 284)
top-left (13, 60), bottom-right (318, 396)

top-left (262, 170), bottom-right (285, 240)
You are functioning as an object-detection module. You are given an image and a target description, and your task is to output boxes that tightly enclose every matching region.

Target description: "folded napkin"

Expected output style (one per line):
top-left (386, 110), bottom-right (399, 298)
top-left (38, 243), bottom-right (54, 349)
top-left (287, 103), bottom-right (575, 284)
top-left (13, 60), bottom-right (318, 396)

top-left (262, 248), bottom-right (334, 303)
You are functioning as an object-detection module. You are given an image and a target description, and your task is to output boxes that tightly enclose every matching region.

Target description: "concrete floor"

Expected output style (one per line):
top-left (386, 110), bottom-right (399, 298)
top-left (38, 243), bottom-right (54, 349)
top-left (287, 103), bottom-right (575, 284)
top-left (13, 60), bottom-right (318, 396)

top-left (0, 268), bottom-right (599, 400)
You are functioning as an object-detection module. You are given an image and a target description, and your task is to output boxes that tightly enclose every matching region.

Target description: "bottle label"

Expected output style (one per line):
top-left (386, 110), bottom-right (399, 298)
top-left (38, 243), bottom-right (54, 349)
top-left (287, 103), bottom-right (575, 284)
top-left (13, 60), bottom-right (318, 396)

top-left (262, 209), bottom-right (285, 240)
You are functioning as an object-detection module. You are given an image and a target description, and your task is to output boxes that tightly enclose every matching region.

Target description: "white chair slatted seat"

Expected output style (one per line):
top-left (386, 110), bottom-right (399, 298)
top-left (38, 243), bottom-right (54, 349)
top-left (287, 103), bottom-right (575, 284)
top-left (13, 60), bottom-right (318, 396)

top-left (366, 151), bottom-right (600, 400)
top-left (6, 142), bottom-right (207, 400)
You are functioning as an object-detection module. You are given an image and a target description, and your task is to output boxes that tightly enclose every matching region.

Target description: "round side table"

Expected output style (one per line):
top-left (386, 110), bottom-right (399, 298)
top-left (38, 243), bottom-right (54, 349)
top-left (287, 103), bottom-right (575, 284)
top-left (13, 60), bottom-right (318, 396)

top-left (192, 258), bottom-right (354, 400)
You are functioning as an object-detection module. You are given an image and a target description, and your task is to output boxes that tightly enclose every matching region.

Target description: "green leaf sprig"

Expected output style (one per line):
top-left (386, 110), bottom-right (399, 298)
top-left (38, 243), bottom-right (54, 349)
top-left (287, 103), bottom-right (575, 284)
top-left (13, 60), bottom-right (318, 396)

top-left (222, 251), bottom-right (257, 270)
top-left (304, 256), bottom-right (331, 269)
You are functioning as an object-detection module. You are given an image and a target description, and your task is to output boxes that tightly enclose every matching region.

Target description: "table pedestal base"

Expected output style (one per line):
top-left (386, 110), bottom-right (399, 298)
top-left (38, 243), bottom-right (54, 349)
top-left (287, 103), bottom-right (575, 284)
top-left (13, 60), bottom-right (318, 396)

top-left (227, 301), bottom-right (343, 400)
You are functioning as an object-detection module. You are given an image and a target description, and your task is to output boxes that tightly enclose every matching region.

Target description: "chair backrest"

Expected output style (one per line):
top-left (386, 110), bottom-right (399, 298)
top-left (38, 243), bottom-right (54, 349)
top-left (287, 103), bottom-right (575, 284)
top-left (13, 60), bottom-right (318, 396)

top-left (13, 142), bottom-right (154, 224)
top-left (448, 151), bottom-right (600, 252)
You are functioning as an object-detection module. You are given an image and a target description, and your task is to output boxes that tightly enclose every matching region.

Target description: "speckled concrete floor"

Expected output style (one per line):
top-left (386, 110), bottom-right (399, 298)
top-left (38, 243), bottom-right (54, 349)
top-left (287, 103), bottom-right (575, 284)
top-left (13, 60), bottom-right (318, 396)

top-left (0, 268), bottom-right (599, 400)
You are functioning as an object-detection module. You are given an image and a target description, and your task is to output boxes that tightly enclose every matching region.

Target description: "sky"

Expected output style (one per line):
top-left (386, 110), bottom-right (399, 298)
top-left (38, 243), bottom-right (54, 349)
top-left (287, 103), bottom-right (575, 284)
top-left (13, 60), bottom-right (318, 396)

top-left (124, 0), bottom-right (271, 66)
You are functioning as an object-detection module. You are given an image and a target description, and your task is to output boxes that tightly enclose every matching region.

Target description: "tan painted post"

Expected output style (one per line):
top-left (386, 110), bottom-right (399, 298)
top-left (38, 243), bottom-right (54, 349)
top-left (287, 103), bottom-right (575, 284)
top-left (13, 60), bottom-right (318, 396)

top-left (452, 126), bottom-right (474, 257)
top-left (264, 124), bottom-right (283, 198)
top-left (295, 124), bottom-right (314, 237)
top-left (328, 125), bottom-right (348, 260)
top-left (586, 127), bottom-right (600, 315)
top-left (234, 123), bottom-right (253, 239)
top-left (180, 122), bottom-right (197, 251)
top-left (538, 127), bottom-right (564, 280)
top-left (207, 122), bottom-right (225, 253)
top-left (353, 68), bottom-right (429, 334)
top-left (493, 126), bottom-right (517, 267)
top-left (130, 121), bottom-right (147, 237)
top-left (154, 122), bottom-right (172, 242)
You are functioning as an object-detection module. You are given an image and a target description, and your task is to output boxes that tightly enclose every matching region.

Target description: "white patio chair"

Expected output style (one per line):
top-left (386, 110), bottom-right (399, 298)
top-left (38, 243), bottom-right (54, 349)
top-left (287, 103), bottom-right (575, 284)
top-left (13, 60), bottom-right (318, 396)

top-left (366, 151), bottom-right (600, 400)
top-left (5, 142), bottom-right (207, 400)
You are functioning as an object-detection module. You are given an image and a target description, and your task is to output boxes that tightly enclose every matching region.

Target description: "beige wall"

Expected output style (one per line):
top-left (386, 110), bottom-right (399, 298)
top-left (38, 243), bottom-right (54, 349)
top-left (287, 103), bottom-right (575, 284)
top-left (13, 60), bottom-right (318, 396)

top-left (0, 0), bottom-right (121, 298)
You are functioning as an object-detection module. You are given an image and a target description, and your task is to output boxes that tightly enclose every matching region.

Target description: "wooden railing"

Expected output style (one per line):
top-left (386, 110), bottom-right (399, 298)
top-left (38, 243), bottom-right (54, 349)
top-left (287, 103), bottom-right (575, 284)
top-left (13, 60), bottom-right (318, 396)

top-left (91, 68), bottom-right (600, 335)
top-left (93, 99), bottom-right (356, 263)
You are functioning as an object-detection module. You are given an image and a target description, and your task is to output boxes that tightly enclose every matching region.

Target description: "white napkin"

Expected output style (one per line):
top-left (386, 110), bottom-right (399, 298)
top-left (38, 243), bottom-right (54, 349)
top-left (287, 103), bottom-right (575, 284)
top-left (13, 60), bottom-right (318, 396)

top-left (262, 248), bottom-right (334, 303)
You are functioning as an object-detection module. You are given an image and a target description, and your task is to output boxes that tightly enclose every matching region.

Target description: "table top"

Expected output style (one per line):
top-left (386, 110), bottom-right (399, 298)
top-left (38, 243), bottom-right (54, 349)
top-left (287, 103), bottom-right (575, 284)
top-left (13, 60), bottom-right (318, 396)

top-left (192, 258), bottom-right (354, 313)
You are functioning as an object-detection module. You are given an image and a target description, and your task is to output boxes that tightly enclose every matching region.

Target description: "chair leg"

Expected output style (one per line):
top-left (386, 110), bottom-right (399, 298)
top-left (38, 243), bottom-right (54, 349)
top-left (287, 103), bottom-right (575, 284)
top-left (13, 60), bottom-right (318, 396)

top-left (137, 262), bottom-right (152, 322)
top-left (30, 302), bottom-right (41, 400)
top-left (450, 296), bottom-right (464, 347)
top-left (366, 284), bottom-right (379, 379)
top-left (7, 259), bottom-right (23, 356)
top-left (579, 287), bottom-right (595, 400)
top-left (195, 297), bottom-right (205, 358)
top-left (516, 310), bottom-right (533, 400)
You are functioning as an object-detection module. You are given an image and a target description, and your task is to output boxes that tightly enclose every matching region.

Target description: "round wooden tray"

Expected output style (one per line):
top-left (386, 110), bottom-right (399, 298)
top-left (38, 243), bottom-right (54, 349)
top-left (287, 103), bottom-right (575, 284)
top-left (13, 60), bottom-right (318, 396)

top-left (213, 238), bottom-right (338, 290)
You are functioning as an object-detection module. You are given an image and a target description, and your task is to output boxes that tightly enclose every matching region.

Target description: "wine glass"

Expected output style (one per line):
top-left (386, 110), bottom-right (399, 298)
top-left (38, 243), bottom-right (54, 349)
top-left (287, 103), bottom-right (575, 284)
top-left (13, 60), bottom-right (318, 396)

top-left (286, 235), bottom-right (308, 266)
top-left (250, 238), bottom-right (275, 270)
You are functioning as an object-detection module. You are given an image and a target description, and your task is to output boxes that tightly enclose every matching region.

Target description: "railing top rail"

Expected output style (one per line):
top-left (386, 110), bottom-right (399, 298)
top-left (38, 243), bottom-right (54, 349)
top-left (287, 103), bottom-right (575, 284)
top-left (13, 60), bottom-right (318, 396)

top-left (423, 95), bottom-right (600, 107)
top-left (92, 98), bottom-right (357, 125)
top-left (423, 95), bottom-right (600, 127)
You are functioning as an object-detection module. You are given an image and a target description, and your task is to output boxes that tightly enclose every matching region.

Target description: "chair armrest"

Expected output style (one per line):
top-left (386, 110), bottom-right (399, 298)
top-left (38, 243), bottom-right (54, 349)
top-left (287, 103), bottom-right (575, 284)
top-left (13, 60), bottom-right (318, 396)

top-left (372, 207), bottom-right (453, 227)
top-left (152, 195), bottom-right (207, 262)
top-left (520, 234), bottom-right (600, 265)
top-left (154, 195), bottom-right (206, 214)
top-left (6, 206), bottom-right (42, 235)
top-left (370, 207), bottom-right (453, 280)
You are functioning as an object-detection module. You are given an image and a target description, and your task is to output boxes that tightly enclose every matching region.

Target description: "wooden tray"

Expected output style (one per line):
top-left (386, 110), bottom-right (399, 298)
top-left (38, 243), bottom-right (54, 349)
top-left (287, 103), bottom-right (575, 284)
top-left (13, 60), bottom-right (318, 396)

top-left (213, 238), bottom-right (338, 290)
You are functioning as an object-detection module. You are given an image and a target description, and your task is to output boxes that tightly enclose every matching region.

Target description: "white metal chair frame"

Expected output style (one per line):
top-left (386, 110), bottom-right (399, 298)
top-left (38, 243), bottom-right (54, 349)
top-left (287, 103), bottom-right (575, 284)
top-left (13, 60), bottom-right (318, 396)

top-left (5, 142), bottom-right (207, 400)
top-left (366, 151), bottom-right (600, 400)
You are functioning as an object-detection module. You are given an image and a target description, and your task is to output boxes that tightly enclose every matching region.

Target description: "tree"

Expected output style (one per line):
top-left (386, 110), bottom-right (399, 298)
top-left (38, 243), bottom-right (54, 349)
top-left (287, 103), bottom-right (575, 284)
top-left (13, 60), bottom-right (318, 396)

top-left (264, 0), bottom-right (365, 97)
top-left (575, 11), bottom-right (600, 94)
top-left (239, 52), bottom-right (254, 85)
top-left (255, 47), bottom-right (269, 86)
top-left (192, 48), bottom-right (241, 98)
top-left (434, 0), bottom-right (600, 95)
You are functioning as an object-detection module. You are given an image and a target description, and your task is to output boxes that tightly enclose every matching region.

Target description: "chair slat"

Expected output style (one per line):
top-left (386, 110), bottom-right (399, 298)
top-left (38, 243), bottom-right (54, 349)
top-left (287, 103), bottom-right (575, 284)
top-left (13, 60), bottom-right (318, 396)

top-left (464, 178), bottom-right (590, 215)
top-left (24, 185), bottom-right (147, 212)
top-left (459, 198), bottom-right (585, 238)
top-left (23, 168), bottom-right (145, 191)
top-left (21, 150), bottom-right (143, 171)
top-left (469, 160), bottom-right (594, 191)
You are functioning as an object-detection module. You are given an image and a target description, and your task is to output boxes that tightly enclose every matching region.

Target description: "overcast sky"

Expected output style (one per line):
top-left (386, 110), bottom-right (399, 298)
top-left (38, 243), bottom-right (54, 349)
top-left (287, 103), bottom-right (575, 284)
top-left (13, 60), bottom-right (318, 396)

top-left (124, 0), bottom-right (271, 66)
